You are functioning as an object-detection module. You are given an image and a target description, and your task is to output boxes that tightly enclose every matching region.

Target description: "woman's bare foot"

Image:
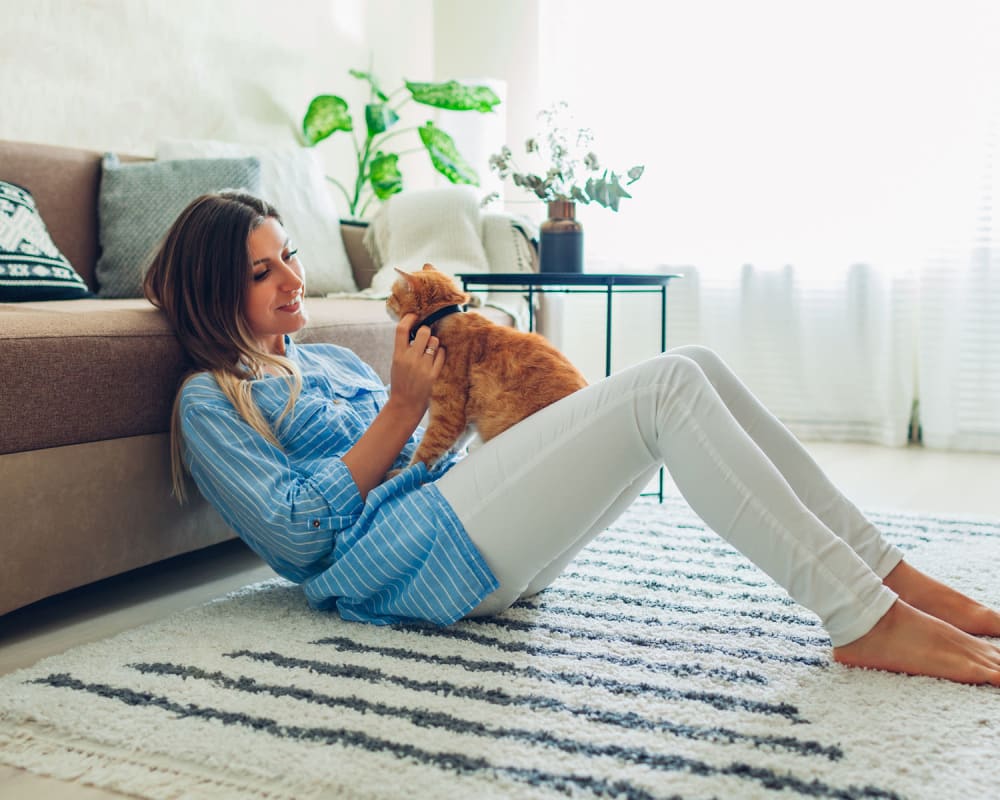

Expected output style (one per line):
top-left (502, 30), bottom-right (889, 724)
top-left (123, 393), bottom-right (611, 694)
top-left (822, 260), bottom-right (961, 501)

top-left (883, 560), bottom-right (1000, 637)
top-left (833, 599), bottom-right (1000, 685)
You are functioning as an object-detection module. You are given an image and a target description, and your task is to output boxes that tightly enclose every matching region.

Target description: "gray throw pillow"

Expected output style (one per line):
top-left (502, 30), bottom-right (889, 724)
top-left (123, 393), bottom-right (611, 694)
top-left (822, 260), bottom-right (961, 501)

top-left (95, 153), bottom-right (262, 298)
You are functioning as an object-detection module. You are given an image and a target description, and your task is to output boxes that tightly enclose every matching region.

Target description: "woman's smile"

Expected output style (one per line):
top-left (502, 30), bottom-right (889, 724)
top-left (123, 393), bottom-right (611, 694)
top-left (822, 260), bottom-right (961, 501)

top-left (246, 218), bottom-right (308, 353)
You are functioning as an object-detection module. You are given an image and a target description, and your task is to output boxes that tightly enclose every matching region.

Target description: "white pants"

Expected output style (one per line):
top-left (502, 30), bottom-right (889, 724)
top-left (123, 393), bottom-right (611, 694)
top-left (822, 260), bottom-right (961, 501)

top-left (436, 345), bottom-right (903, 647)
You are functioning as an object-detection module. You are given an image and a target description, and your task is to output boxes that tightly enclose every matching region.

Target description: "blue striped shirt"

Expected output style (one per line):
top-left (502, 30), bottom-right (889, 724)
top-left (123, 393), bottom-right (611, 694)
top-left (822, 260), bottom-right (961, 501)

top-left (177, 338), bottom-right (498, 625)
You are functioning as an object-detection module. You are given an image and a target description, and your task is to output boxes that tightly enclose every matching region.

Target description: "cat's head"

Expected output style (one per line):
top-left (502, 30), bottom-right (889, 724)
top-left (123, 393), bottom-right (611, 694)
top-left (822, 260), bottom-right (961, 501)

top-left (386, 263), bottom-right (472, 322)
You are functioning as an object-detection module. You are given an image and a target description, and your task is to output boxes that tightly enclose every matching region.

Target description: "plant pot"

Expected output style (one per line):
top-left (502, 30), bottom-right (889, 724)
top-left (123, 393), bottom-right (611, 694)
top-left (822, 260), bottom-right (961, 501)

top-left (539, 200), bottom-right (583, 273)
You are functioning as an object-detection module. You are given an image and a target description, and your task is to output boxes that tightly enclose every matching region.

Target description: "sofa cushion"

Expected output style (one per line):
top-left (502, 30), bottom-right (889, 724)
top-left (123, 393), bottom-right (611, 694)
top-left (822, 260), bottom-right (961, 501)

top-left (0, 180), bottom-right (92, 301)
top-left (0, 297), bottom-right (512, 456)
top-left (95, 153), bottom-right (262, 298)
top-left (157, 139), bottom-right (357, 296)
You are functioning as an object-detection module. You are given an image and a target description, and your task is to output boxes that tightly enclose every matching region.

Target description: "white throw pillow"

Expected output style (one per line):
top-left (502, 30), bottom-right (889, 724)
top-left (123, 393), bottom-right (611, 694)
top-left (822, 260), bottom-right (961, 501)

top-left (362, 186), bottom-right (489, 297)
top-left (156, 139), bottom-right (356, 295)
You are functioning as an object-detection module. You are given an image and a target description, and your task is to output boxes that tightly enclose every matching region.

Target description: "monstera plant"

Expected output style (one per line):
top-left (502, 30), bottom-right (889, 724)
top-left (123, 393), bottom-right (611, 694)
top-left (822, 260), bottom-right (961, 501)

top-left (302, 69), bottom-right (501, 217)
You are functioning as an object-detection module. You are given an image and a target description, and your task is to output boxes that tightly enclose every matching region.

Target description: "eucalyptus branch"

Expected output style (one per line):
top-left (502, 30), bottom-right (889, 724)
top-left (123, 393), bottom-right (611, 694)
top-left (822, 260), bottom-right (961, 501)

top-left (486, 102), bottom-right (644, 212)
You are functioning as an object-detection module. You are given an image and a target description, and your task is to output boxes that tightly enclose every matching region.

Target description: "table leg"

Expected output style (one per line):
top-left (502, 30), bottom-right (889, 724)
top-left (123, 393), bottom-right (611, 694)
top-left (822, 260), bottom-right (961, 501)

top-left (605, 284), bottom-right (613, 377)
top-left (660, 285), bottom-right (667, 353)
top-left (659, 285), bottom-right (667, 501)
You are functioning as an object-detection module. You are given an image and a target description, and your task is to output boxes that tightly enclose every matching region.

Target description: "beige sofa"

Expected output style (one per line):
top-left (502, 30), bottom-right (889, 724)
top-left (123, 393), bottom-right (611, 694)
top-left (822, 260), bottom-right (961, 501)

top-left (0, 139), bottom-right (529, 617)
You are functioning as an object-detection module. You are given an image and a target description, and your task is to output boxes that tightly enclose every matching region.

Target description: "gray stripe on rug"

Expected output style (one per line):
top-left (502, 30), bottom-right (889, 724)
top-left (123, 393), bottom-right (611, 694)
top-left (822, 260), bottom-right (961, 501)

top-left (510, 601), bottom-right (831, 646)
top-left (128, 660), bottom-right (844, 759)
top-left (30, 672), bottom-right (900, 799)
top-left (314, 631), bottom-right (771, 685)
top-left (451, 614), bottom-right (828, 667)
top-left (225, 648), bottom-right (806, 720)
top-left (533, 584), bottom-right (824, 627)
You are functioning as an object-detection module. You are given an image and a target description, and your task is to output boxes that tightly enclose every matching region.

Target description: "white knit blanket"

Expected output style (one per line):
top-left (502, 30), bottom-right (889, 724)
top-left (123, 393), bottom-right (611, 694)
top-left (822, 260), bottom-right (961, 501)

top-left (335, 187), bottom-right (535, 329)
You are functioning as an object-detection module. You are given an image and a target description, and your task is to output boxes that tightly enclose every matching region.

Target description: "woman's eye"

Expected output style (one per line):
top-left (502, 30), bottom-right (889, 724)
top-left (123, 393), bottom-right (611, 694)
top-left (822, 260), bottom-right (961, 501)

top-left (285, 249), bottom-right (299, 261)
top-left (253, 269), bottom-right (269, 282)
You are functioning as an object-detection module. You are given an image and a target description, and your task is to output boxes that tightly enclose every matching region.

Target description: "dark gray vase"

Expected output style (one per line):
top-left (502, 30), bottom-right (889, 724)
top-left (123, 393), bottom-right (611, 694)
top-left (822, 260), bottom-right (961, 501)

top-left (539, 200), bottom-right (583, 273)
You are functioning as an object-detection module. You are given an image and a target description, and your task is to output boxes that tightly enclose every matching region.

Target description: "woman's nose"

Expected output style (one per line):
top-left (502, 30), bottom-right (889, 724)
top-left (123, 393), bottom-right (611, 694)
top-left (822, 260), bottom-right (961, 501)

top-left (278, 263), bottom-right (304, 291)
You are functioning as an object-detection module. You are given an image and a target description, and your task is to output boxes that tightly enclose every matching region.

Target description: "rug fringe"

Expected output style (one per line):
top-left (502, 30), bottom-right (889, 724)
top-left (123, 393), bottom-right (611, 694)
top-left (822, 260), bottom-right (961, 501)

top-left (0, 725), bottom-right (310, 800)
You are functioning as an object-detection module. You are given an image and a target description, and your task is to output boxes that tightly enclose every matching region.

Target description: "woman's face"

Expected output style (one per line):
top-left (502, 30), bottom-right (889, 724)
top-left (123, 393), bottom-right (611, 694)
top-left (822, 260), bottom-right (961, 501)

top-left (245, 217), bottom-right (308, 355)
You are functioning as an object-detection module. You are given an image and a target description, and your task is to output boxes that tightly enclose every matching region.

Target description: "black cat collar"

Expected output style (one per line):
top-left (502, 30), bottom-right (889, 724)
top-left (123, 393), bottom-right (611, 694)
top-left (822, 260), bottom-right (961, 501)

top-left (409, 305), bottom-right (465, 342)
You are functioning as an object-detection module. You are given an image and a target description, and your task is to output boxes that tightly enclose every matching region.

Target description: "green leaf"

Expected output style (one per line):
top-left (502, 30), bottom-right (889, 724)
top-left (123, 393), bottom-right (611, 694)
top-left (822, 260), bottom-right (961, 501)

top-left (612, 174), bottom-right (632, 200)
top-left (585, 177), bottom-right (607, 207)
top-left (349, 69), bottom-right (389, 102)
top-left (406, 80), bottom-right (501, 112)
top-left (369, 152), bottom-right (403, 199)
top-left (302, 95), bottom-right (353, 145)
top-left (585, 174), bottom-right (633, 212)
top-left (627, 165), bottom-right (645, 183)
top-left (606, 183), bottom-right (621, 212)
top-left (365, 103), bottom-right (399, 136)
top-left (610, 174), bottom-right (632, 211)
top-left (418, 123), bottom-right (479, 185)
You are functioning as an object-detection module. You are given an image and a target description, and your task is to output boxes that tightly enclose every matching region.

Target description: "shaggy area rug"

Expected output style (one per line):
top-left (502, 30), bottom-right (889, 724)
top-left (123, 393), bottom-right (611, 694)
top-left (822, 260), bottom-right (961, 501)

top-left (0, 497), bottom-right (997, 800)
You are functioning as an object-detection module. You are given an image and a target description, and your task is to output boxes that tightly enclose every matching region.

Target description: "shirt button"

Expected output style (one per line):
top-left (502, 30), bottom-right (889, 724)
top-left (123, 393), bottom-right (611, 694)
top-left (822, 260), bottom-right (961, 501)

top-left (312, 519), bottom-right (321, 528)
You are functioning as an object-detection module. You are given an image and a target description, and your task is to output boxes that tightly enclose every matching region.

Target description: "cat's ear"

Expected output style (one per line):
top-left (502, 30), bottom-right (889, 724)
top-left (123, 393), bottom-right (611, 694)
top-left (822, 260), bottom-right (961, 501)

top-left (394, 267), bottom-right (416, 290)
top-left (421, 263), bottom-right (438, 273)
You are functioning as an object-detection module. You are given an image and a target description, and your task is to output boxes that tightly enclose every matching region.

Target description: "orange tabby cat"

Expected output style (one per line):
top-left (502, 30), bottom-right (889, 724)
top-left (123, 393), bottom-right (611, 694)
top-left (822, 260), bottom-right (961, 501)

top-left (387, 263), bottom-right (587, 470)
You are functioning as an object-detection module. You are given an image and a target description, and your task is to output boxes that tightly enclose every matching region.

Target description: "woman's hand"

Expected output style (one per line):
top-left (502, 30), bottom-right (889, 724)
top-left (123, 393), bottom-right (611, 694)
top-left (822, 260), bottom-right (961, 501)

top-left (341, 313), bottom-right (445, 500)
top-left (387, 313), bottom-right (446, 422)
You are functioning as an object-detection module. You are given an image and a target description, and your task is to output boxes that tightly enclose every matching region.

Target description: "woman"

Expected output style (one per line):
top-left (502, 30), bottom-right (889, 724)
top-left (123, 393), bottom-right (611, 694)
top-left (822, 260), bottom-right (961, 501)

top-left (144, 190), bottom-right (1000, 686)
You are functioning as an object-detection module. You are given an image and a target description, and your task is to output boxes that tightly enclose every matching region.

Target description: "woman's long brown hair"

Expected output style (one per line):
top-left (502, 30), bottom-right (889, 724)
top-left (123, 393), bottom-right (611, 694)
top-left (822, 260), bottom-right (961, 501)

top-left (144, 191), bottom-right (302, 502)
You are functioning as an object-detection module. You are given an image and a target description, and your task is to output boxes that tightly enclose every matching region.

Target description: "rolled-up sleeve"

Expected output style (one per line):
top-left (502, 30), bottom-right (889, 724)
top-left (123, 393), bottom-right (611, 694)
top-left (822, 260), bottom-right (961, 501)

top-left (180, 390), bottom-right (362, 581)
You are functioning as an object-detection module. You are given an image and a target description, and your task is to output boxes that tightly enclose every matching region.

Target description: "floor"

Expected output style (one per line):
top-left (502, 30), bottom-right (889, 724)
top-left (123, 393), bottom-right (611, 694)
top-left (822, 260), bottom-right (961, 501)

top-left (2, 441), bottom-right (999, 797)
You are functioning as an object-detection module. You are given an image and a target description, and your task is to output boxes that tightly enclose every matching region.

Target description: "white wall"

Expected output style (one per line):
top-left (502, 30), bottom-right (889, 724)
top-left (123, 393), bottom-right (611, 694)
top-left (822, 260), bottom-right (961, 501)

top-left (432, 0), bottom-right (542, 213)
top-left (0, 0), bottom-right (437, 214)
top-left (0, 0), bottom-right (551, 215)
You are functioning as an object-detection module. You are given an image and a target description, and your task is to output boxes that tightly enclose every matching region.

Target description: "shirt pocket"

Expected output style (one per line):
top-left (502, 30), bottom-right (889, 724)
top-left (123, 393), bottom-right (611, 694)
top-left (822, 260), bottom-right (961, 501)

top-left (275, 399), bottom-right (330, 457)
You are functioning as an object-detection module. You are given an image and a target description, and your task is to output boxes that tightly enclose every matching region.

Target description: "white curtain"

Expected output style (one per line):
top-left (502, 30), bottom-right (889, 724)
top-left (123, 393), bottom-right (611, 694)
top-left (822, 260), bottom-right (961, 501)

top-left (528, 0), bottom-right (1000, 450)
top-left (918, 143), bottom-right (1000, 451)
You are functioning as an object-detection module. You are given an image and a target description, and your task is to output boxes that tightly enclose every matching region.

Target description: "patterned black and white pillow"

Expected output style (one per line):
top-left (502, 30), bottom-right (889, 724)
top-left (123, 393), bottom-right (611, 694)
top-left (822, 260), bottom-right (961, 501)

top-left (0, 180), bottom-right (92, 301)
